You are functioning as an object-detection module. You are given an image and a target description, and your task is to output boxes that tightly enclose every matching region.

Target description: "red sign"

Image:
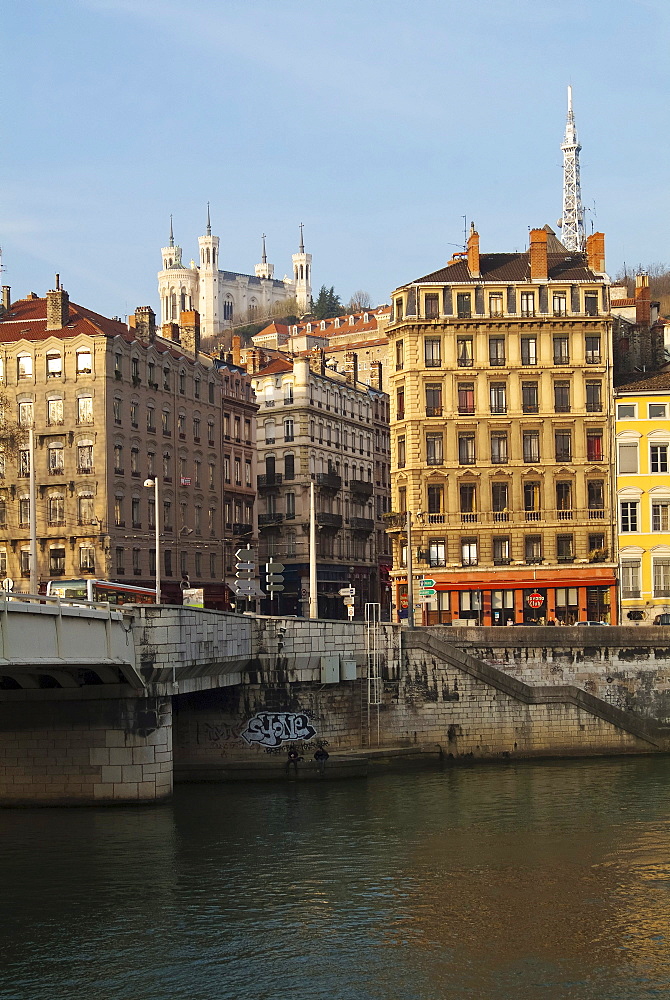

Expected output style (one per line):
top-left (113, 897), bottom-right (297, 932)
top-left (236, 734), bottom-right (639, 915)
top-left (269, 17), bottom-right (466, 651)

top-left (527, 592), bottom-right (544, 609)
top-left (400, 596), bottom-right (408, 609)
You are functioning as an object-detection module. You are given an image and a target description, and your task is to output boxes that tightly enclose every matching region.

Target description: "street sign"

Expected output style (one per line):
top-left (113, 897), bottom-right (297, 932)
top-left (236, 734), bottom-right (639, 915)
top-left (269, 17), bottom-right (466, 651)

top-left (347, 605), bottom-right (355, 618)
top-left (419, 579), bottom-right (436, 588)
top-left (235, 547), bottom-right (256, 560)
top-left (266, 574), bottom-right (284, 584)
top-left (343, 597), bottom-right (354, 606)
top-left (235, 563), bottom-right (254, 574)
top-left (339, 586), bottom-right (355, 597)
top-left (419, 588), bottom-right (437, 597)
top-left (415, 596), bottom-right (432, 604)
top-left (266, 584), bottom-right (285, 593)
top-left (265, 562), bottom-right (285, 573)
top-left (527, 592), bottom-right (544, 609)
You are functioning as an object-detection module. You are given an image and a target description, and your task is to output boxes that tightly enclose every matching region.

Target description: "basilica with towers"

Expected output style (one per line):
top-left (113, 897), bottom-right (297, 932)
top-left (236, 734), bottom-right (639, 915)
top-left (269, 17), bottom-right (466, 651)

top-left (158, 209), bottom-right (312, 340)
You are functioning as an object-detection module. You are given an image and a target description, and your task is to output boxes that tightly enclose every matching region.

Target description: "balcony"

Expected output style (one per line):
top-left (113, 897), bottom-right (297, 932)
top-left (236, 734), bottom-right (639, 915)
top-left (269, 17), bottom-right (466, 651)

top-left (316, 472), bottom-right (342, 491)
top-left (232, 522), bottom-right (253, 536)
top-left (257, 473), bottom-right (283, 490)
top-left (258, 513), bottom-right (284, 526)
top-left (350, 479), bottom-right (373, 498)
top-left (350, 517), bottom-right (374, 533)
top-left (426, 407), bottom-right (443, 417)
top-left (316, 512), bottom-right (342, 529)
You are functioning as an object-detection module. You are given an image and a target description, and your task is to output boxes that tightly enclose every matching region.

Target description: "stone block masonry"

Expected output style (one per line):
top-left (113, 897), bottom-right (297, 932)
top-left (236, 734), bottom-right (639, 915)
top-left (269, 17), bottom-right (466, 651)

top-left (0, 695), bottom-right (172, 806)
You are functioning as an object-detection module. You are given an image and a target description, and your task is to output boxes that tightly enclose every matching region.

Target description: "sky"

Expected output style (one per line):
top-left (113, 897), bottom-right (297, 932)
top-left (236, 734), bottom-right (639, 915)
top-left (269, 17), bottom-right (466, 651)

top-left (2, 0), bottom-right (670, 319)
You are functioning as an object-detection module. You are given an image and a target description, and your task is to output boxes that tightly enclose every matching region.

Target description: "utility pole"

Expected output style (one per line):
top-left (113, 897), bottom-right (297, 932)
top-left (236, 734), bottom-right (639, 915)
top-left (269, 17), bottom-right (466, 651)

top-left (309, 481), bottom-right (318, 619)
top-left (406, 508), bottom-right (414, 628)
top-left (29, 426), bottom-right (37, 594)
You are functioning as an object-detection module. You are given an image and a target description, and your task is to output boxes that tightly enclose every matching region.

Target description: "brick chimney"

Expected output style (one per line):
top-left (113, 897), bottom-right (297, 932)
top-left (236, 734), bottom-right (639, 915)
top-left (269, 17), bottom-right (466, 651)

top-left (528, 229), bottom-right (548, 281)
top-left (46, 276), bottom-right (69, 330)
top-left (467, 223), bottom-right (480, 278)
top-left (309, 346), bottom-right (326, 376)
top-left (635, 272), bottom-right (651, 326)
top-left (343, 350), bottom-right (359, 385)
top-left (585, 232), bottom-right (606, 273)
top-left (232, 335), bottom-right (241, 366)
top-left (0, 286), bottom-right (10, 317)
top-left (133, 306), bottom-right (156, 343)
top-left (245, 348), bottom-right (266, 374)
top-left (162, 322), bottom-right (180, 343)
top-left (370, 360), bottom-right (383, 391)
top-left (179, 310), bottom-right (200, 356)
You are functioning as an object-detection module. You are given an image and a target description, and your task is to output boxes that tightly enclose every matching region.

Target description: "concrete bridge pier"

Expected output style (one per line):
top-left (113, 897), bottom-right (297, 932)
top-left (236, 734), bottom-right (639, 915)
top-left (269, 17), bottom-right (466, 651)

top-left (0, 694), bottom-right (173, 806)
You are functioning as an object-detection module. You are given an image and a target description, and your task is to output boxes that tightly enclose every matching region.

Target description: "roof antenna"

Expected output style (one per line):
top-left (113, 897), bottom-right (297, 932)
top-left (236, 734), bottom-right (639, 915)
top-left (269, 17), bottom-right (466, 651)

top-left (462, 215), bottom-right (467, 249)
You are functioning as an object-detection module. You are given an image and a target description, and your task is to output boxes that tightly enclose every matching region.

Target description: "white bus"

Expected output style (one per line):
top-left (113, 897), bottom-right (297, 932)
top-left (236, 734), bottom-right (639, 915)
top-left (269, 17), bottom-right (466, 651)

top-left (45, 579), bottom-right (155, 606)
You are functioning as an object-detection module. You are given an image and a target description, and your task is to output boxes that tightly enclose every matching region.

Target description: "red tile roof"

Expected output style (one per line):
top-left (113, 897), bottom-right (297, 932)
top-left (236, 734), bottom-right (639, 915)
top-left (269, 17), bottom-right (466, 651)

top-left (256, 357), bottom-right (294, 375)
top-left (414, 251), bottom-right (602, 285)
top-left (616, 371), bottom-right (670, 393)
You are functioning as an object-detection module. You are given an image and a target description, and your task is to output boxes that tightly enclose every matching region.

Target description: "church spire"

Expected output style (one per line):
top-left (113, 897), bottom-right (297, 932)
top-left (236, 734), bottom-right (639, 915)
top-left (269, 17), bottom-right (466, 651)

top-left (206, 202), bottom-right (211, 237)
top-left (261, 233), bottom-right (267, 264)
top-left (169, 214), bottom-right (174, 248)
top-left (299, 222), bottom-right (305, 253)
top-left (558, 85), bottom-right (585, 251)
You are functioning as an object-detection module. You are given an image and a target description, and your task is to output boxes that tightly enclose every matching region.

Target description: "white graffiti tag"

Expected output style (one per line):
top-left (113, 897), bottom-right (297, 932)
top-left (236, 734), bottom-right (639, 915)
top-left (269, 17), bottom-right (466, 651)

top-left (239, 712), bottom-right (317, 748)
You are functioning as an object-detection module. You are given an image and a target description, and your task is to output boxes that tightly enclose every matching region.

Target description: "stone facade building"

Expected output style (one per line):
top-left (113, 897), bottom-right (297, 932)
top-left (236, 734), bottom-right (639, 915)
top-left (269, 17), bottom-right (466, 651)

top-left (386, 224), bottom-right (617, 625)
top-left (0, 284), bottom-right (258, 606)
top-left (250, 350), bottom-right (392, 618)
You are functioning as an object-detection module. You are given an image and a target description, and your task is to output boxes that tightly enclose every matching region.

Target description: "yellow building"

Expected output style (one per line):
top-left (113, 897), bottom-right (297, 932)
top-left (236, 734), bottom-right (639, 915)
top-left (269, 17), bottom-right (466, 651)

top-left (616, 373), bottom-right (670, 624)
top-left (387, 224), bottom-right (618, 625)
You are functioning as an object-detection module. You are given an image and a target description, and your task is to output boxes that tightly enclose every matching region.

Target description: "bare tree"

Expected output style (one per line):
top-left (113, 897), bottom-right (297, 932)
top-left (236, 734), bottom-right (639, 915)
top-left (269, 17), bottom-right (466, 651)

top-left (346, 290), bottom-right (373, 313)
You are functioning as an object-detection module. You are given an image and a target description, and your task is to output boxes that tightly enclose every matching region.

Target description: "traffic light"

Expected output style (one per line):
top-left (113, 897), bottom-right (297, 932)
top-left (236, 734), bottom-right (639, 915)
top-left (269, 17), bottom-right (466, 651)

top-left (234, 545), bottom-right (257, 598)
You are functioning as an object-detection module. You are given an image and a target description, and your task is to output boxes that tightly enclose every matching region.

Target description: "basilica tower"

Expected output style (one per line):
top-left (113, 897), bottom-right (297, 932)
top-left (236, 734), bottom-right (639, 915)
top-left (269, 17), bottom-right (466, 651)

top-left (291, 223), bottom-right (312, 313)
top-left (197, 204), bottom-right (221, 338)
top-left (158, 217), bottom-right (198, 325)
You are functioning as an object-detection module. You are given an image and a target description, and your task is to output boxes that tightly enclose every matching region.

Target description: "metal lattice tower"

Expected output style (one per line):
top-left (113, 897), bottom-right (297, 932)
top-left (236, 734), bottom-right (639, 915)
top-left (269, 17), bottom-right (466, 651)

top-left (559, 86), bottom-right (585, 252)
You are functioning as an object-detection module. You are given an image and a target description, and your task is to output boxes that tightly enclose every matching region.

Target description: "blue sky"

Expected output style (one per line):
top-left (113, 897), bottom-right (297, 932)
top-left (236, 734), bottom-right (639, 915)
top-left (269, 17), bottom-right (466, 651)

top-left (2, 0), bottom-right (669, 318)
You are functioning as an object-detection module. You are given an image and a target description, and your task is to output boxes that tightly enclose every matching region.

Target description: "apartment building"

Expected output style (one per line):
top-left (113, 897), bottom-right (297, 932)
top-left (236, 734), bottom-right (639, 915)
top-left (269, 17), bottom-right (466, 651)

top-left (386, 224), bottom-right (617, 625)
top-left (0, 284), bottom-right (256, 606)
top-left (616, 373), bottom-right (670, 623)
top-left (250, 349), bottom-right (391, 618)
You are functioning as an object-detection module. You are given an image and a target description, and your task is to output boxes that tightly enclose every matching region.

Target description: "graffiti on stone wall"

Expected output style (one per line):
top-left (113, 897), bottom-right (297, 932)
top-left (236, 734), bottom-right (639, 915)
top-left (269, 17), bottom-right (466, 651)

top-left (202, 721), bottom-right (241, 744)
top-left (240, 712), bottom-right (317, 748)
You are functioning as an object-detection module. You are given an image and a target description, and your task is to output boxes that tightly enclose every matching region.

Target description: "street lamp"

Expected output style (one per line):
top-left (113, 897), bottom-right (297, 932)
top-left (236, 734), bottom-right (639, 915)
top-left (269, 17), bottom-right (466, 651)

top-left (144, 478), bottom-right (161, 604)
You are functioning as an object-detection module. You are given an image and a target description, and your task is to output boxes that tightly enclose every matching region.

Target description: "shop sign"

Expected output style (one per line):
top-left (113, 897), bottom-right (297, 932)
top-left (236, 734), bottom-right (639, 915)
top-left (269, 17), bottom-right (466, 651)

top-left (526, 591), bottom-right (545, 609)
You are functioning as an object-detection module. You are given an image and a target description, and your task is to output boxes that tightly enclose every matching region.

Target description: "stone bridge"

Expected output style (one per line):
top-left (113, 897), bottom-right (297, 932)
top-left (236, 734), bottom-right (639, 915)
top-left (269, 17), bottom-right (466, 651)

top-left (1, 597), bottom-right (670, 806)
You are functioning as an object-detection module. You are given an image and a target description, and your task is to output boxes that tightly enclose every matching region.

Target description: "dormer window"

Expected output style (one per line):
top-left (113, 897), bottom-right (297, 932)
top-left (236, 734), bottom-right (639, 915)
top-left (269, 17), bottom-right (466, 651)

top-left (334, 318), bottom-right (341, 328)
top-left (349, 315), bottom-right (354, 325)
top-left (364, 313), bottom-right (369, 323)
top-left (320, 321), bottom-right (326, 331)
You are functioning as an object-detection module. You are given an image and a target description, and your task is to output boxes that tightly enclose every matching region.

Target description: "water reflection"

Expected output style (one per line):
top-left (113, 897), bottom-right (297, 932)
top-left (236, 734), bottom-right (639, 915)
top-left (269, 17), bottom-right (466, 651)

top-left (1, 758), bottom-right (670, 999)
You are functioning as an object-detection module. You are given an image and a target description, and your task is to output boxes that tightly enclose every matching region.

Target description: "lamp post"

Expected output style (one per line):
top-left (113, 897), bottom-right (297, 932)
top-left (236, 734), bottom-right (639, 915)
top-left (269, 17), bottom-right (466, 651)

top-left (144, 478), bottom-right (161, 604)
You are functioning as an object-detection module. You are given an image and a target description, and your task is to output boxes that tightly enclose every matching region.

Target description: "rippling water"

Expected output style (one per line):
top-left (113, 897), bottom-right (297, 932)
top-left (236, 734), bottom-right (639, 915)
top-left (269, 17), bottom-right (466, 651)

top-left (2, 757), bottom-right (670, 999)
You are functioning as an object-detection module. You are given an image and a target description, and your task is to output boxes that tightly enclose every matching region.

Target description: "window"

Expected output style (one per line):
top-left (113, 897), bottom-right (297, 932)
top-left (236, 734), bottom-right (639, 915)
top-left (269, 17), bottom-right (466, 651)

top-left (77, 396), bottom-right (93, 424)
top-left (164, 501), bottom-right (173, 532)
top-left (650, 403), bottom-right (667, 419)
top-left (210, 553), bottom-right (217, 579)
top-left (113, 444), bottom-right (123, 474)
top-left (285, 454), bottom-right (295, 480)
top-left (523, 431), bottom-right (540, 463)
top-left (652, 502), bottom-right (670, 531)
top-left (264, 419), bottom-right (275, 445)
top-left (194, 379), bottom-right (200, 399)
top-left (457, 337), bottom-right (473, 367)
top-left (429, 539), bottom-right (446, 566)
top-left (554, 381), bottom-right (570, 413)
top-left (492, 482), bottom-right (509, 521)
top-left (557, 535), bottom-right (574, 562)
top-left (556, 481), bottom-right (573, 518)
top-left (458, 433), bottom-right (476, 465)
top-left (426, 384), bottom-right (442, 417)
top-left (46, 351), bottom-right (62, 378)
top-left (489, 293), bottom-right (503, 316)
top-left (163, 451), bottom-right (171, 480)
top-left (524, 481), bottom-right (541, 520)
top-left (618, 441), bottom-right (638, 474)
top-left (286, 492), bottom-right (295, 518)
top-left (131, 448), bottom-right (139, 476)
top-left (193, 417), bottom-right (200, 441)
top-left (146, 406), bottom-right (156, 433)
top-left (208, 382), bottom-right (215, 403)
top-left (651, 444), bottom-right (668, 473)
top-left (426, 432), bottom-right (443, 466)
top-left (586, 382), bottom-right (602, 412)
top-left (396, 386), bottom-right (405, 420)
top-left (489, 383), bottom-right (506, 414)
top-left (490, 432), bottom-right (508, 464)
top-left (555, 430), bottom-right (572, 462)
top-left (587, 430), bottom-right (603, 462)
top-left (588, 480), bottom-right (604, 515)
top-left (20, 548), bottom-right (31, 576)
top-left (17, 353), bottom-right (33, 379)
top-left (76, 350), bottom-right (92, 374)
top-left (620, 501), bottom-right (639, 532)
top-left (132, 357), bottom-right (140, 381)
top-left (19, 448), bottom-right (30, 477)
top-left (284, 382), bottom-right (294, 404)
top-left (48, 495), bottom-right (64, 525)
top-left (589, 533), bottom-right (606, 557)
top-left (585, 337), bottom-right (601, 364)
top-left (553, 291), bottom-right (567, 316)
top-left (493, 537), bottom-right (510, 565)
top-left (80, 545), bottom-right (95, 572)
top-left (131, 497), bottom-right (141, 528)
top-left (78, 494), bottom-right (95, 524)
top-left (49, 547), bottom-right (66, 575)
top-left (0, 501), bottom-right (5, 527)
top-left (617, 403), bottom-right (636, 419)
top-left (522, 382), bottom-right (538, 413)
top-left (396, 340), bottom-right (404, 370)
top-left (19, 498), bottom-right (30, 526)
top-left (489, 338), bottom-right (505, 366)
top-left (398, 436), bottom-right (406, 468)
top-left (45, 398), bottom-right (63, 426)
top-left (48, 443), bottom-right (64, 475)
top-left (113, 398), bottom-right (122, 424)
top-left (425, 293), bottom-right (439, 319)
top-left (553, 337), bottom-right (569, 365)
top-left (584, 292), bottom-right (599, 317)
top-left (284, 418), bottom-right (294, 442)
top-left (521, 337), bottom-right (537, 365)
top-left (459, 483), bottom-right (477, 521)
top-left (114, 496), bottom-right (124, 527)
top-left (461, 538), bottom-right (478, 566)
top-left (520, 291), bottom-right (535, 317)
top-left (427, 484), bottom-right (443, 515)
top-left (457, 383), bottom-right (474, 415)
top-left (18, 401), bottom-right (33, 426)
top-left (115, 547), bottom-right (125, 574)
top-left (245, 460), bottom-right (251, 487)
top-left (525, 535), bottom-right (542, 563)
top-left (621, 560), bottom-right (641, 599)
top-left (208, 419), bottom-right (215, 445)
top-left (653, 558), bottom-right (670, 598)
top-left (162, 410), bottom-right (171, 435)
top-left (77, 443), bottom-right (93, 474)
top-left (456, 293), bottom-right (471, 319)
top-left (424, 338), bottom-right (441, 367)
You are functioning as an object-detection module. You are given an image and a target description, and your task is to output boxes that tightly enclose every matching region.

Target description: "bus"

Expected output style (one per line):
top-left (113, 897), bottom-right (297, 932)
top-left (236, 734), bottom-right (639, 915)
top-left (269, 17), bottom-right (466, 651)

top-left (45, 579), bottom-right (155, 606)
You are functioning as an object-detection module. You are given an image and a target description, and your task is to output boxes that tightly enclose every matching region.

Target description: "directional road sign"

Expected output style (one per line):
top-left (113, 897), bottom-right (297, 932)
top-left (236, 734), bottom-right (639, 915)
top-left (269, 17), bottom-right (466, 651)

top-left (339, 586), bottom-right (355, 597)
top-left (419, 579), bottom-right (436, 588)
top-left (235, 563), bottom-right (255, 574)
top-left (415, 596), bottom-right (432, 604)
top-left (266, 584), bottom-right (285, 593)
top-left (265, 562), bottom-right (284, 573)
top-left (343, 597), bottom-right (354, 606)
top-left (419, 588), bottom-right (437, 597)
top-left (235, 547), bottom-right (256, 560)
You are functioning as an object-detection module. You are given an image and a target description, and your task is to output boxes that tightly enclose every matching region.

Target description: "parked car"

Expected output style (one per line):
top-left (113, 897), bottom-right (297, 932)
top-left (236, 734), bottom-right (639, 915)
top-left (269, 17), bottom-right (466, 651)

top-left (574, 620), bottom-right (610, 626)
top-left (653, 613), bottom-right (670, 626)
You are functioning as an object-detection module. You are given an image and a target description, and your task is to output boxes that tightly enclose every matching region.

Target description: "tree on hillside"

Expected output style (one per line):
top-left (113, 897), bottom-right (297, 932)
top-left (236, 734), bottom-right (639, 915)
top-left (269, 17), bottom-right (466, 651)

top-left (615, 263), bottom-right (670, 317)
top-left (346, 290), bottom-right (372, 312)
top-left (312, 285), bottom-right (344, 320)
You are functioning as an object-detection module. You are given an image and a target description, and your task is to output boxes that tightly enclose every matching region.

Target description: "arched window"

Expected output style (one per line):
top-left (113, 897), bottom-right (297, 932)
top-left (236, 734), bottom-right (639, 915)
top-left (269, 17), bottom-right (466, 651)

top-left (48, 493), bottom-right (65, 525)
top-left (17, 353), bottom-right (33, 379)
top-left (78, 492), bottom-right (95, 525)
top-left (300, 264), bottom-right (304, 279)
top-left (46, 351), bottom-right (62, 378)
top-left (48, 442), bottom-right (64, 475)
top-left (206, 248), bottom-right (210, 265)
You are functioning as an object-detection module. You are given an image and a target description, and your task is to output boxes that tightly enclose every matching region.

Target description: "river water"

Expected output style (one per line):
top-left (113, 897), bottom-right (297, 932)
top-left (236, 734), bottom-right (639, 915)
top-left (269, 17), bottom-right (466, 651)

top-left (2, 756), bottom-right (670, 1000)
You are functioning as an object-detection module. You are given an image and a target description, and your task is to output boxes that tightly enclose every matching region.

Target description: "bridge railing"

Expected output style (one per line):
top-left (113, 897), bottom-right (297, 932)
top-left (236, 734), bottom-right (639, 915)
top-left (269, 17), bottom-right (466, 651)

top-left (0, 591), bottom-right (127, 617)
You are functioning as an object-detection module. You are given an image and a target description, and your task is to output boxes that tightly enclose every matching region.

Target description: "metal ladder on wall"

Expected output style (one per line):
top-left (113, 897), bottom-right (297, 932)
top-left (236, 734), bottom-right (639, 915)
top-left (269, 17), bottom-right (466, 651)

top-left (362, 603), bottom-right (382, 747)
